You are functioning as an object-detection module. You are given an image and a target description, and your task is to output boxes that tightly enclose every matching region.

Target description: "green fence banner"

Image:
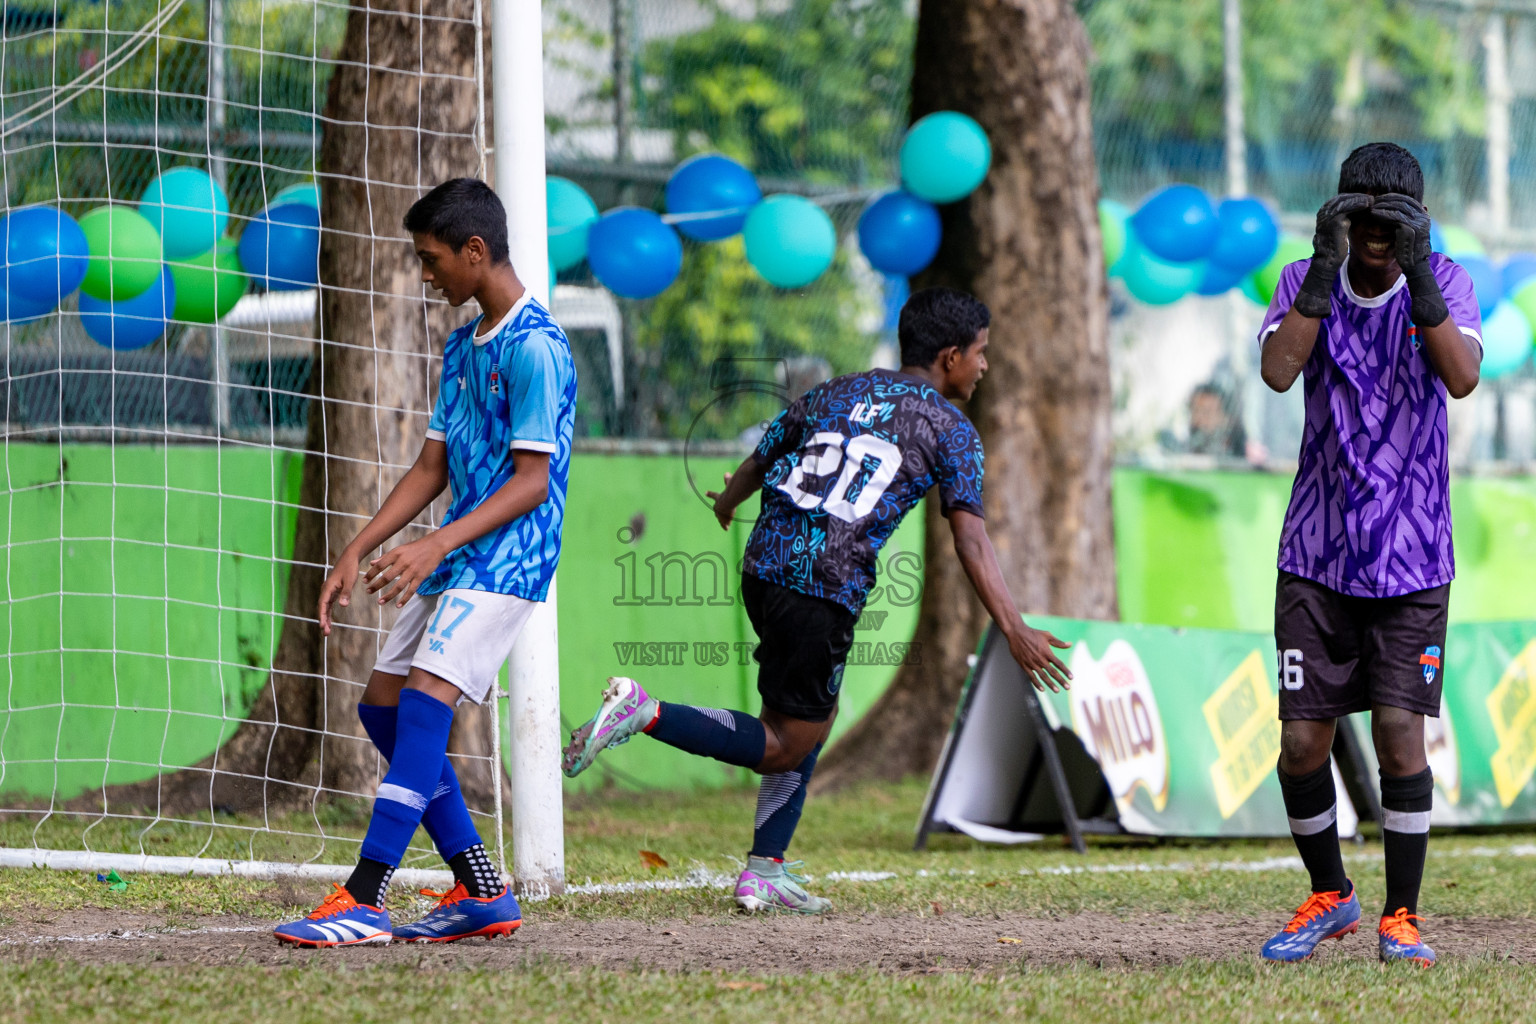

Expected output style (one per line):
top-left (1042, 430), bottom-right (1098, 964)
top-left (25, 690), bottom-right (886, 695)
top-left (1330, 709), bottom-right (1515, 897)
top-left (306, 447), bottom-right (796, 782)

top-left (918, 614), bottom-right (1536, 844)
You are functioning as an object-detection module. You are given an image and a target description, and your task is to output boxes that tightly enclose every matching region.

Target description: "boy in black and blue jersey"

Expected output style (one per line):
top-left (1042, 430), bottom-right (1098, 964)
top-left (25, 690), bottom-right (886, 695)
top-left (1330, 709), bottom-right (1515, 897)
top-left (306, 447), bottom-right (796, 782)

top-left (562, 287), bottom-right (1070, 913)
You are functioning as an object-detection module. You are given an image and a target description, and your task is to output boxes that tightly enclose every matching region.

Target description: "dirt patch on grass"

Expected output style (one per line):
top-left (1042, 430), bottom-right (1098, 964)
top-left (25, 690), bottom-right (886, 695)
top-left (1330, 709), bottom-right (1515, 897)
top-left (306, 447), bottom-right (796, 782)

top-left (2, 909), bottom-right (1533, 972)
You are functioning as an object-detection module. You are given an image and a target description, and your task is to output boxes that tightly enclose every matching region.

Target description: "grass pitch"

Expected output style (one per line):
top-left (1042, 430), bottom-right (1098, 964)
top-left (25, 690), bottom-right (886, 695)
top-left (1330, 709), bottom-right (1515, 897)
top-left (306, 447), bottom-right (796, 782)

top-left (0, 777), bottom-right (1533, 1023)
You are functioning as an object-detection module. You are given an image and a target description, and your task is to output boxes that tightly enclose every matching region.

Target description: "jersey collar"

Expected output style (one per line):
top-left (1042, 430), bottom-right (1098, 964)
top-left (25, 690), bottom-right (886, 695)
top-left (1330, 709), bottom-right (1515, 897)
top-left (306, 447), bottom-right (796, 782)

top-left (472, 291), bottom-right (533, 346)
top-left (1339, 256), bottom-right (1407, 309)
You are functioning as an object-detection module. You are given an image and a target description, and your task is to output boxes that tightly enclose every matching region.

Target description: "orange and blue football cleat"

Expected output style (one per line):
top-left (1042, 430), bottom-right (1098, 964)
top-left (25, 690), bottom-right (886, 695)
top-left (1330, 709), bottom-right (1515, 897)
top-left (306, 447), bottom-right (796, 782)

top-left (1260, 886), bottom-right (1361, 962)
top-left (391, 881), bottom-right (522, 943)
top-left (273, 883), bottom-right (392, 947)
top-left (1378, 908), bottom-right (1436, 966)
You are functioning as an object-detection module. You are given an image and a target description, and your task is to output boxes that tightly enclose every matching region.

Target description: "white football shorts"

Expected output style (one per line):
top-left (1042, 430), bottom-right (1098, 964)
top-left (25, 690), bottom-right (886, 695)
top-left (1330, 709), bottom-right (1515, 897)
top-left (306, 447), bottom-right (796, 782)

top-left (373, 588), bottom-right (537, 704)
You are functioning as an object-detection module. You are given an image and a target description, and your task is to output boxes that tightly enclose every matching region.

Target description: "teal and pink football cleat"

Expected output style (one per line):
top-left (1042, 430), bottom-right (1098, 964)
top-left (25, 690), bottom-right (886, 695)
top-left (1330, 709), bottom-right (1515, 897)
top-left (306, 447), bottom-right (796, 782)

top-left (1260, 887), bottom-right (1360, 962)
top-left (273, 883), bottom-right (392, 947)
top-left (391, 882), bottom-right (522, 943)
top-left (562, 676), bottom-right (658, 778)
top-left (1378, 908), bottom-right (1436, 966)
top-left (734, 856), bottom-right (831, 915)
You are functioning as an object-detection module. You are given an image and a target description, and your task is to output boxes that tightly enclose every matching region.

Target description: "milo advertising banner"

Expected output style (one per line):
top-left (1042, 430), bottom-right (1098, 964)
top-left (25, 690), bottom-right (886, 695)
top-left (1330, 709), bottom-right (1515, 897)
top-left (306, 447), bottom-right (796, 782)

top-left (918, 617), bottom-right (1536, 847)
top-left (917, 617), bottom-right (1364, 845)
top-left (1336, 621), bottom-right (1536, 827)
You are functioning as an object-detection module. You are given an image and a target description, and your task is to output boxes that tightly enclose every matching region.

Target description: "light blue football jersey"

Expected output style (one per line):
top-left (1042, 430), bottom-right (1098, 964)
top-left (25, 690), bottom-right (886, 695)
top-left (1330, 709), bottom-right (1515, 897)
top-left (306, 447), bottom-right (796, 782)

top-left (420, 294), bottom-right (576, 601)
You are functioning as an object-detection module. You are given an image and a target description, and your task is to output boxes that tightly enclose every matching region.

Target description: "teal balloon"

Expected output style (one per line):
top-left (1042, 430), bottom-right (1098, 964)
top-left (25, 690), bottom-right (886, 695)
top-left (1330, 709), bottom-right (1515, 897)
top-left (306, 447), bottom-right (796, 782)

top-left (1240, 273), bottom-right (1265, 306)
top-left (1119, 236), bottom-right (1202, 305)
top-left (139, 167), bottom-right (229, 260)
top-left (1099, 199), bottom-right (1130, 271)
top-left (272, 182), bottom-right (320, 209)
top-left (547, 177), bottom-right (599, 272)
top-left (899, 111), bottom-right (992, 204)
top-left (743, 195), bottom-right (836, 289)
top-left (1480, 301), bottom-right (1532, 380)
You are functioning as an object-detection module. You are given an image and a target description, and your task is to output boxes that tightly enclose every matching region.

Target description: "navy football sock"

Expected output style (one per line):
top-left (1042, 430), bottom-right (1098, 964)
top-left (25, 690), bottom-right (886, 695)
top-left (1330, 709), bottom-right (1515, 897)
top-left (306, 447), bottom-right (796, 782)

top-left (646, 702), bottom-right (766, 769)
top-left (1380, 767), bottom-right (1433, 918)
top-left (359, 689), bottom-right (456, 869)
top-left (750, 743), bottom-right (821, 861)
top-left (1278, 758), bottom-right (1349, 897)
top-left (357, 702), bottom-right (483, 863)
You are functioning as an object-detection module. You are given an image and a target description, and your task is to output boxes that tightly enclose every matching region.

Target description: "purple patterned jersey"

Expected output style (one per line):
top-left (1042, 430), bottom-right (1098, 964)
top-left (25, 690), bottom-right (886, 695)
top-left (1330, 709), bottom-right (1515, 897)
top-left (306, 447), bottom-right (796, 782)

top-left (744, 369), bottom-right (985, 615)
top-left (1259, 254), bottom-right (1483, 598)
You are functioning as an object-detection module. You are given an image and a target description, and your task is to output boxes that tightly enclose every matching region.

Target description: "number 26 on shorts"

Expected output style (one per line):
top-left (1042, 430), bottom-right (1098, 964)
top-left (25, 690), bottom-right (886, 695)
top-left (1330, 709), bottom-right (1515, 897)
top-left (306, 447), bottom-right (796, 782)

top-left (1276, 648), bottom-right (1304, 691)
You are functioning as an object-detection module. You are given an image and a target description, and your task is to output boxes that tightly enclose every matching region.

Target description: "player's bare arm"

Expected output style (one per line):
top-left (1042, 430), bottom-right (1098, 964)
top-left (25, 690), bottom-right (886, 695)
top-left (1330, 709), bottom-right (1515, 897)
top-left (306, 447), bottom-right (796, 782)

top-left (1371, 193), bottom-right (1480, 398)
top-left (366, 448), bottom-right (552, 606)
top-left (706, 456), bottom-right (768, 530)
top-left (1261, 193), bottom-right (1373, 393)
top-left (317, 437), bottom-right (449, 635)
top-left (949, 509), bottom-right (1071, 692)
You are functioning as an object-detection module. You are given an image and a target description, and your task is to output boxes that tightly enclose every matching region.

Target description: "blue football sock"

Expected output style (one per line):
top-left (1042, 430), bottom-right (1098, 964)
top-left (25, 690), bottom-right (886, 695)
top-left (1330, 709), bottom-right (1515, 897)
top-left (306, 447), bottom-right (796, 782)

top-left (646, 702), bottom-right (766, 769)
top-left (359, 689), bottom-right (456, 867)
top-left (358, 702), bottom-right (483, 862)
top-left (750, 743), bottom-right (821, 860)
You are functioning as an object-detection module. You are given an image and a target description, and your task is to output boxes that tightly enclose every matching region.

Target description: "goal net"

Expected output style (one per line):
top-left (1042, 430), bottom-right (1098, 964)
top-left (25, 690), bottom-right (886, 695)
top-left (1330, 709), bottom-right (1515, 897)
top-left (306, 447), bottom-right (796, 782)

top-left (0, 0), bottom-right (500, 887)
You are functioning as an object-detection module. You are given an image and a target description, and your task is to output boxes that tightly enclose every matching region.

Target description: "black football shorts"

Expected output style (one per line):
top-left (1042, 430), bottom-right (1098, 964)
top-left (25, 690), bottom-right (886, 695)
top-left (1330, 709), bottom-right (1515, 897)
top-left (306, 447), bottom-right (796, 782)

top-left (741, 573), bottom-right (857, 723)
top-left (1273, 570), bottom-right (1449, 720)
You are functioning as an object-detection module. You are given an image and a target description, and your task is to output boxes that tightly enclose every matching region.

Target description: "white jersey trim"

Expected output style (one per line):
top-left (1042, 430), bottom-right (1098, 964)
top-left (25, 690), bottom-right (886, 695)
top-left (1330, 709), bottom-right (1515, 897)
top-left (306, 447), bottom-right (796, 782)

top-left (425, 428), bottom-right (446, 442)
top-left (473, 293), bottom-right (532, 346)
top-left (510, 439), bottom-right (558, 453)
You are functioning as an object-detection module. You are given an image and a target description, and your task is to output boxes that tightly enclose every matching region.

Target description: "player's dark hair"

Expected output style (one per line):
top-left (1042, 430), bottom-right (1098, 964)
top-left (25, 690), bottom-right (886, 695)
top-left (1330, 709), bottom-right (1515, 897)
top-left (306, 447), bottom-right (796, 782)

top-left (1338, 142), bottom-right (1424, 202)
top-left (898, 287), bottom-right (990, 368)
top-left (403, 178), bottom-right (510, 263)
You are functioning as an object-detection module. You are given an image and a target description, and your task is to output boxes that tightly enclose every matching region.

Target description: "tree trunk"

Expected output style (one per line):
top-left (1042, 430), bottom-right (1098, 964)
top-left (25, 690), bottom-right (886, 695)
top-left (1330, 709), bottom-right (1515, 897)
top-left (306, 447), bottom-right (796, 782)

top-left (97, 0), bottom-right (499, 817)
top-left (816, 0), bottom-right (1117, 791)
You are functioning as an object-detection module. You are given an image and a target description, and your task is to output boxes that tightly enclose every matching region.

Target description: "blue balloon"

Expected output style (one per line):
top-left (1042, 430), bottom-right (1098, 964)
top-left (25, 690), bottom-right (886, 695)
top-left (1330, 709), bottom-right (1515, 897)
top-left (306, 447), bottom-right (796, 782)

top-left (1119, 235), bottom-right (1202, 305)
top-left (237, 203), bottom-right (320, 291)
top-left (1, 288), bottom-right (56, 323)
top-left (743, 195), bottom-right (837, 289)
top-left (140, 167), bottom-right (230, 260)
top-left (1194, 261), bottom-right (1247, 296)
top-left (1430, 220), bottom-right (1445, 254)
top-left (665, 154), bottom-right (762, 241)
top-left (79, 266), bottom-right (175, 350)
top-left (1503, 253), bottom-right (1536, 298)
top-left (272, 182), bottom-right (320, 209)
top-left (1480, 300), bottom-right (1533, 380)
top-left (857, 191), bottom-right (941, 276)
top-left (547, 177), bottom-right (599, 272)
top-left (1456, 254), bottom-right (1500, 318)
top-left (586, 207), bottom-right (682, 299)
top-left (1207, 197), bottom-right (1279, 273)
top-left (899, 112), bottom-right (992, 204)
top-left (0, 205), bottom-right (89, 304)
top-left (1132, 185), bottom-right (1219, 263)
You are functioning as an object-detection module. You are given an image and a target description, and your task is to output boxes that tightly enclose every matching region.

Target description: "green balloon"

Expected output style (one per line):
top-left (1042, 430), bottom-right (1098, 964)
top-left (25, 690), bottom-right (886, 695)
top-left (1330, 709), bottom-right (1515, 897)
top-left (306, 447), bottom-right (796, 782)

top-left (1252, 235), bottom-right (1312, 305)
top-left (1099, 198), bottom-right (1129, 271)
top-left (169, 239), bottom-right (248, 323)
top-left (1438, 224), bottom-right (1483, 258)
top-left (1511, 279), bottom-right (1536, 339)
top-left (80, 205), bottom-right (163, 301)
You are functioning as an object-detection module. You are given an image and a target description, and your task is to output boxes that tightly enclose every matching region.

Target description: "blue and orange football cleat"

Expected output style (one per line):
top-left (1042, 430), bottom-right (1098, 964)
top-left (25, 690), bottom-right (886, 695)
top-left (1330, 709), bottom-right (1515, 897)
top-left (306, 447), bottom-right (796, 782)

top-left (1378, 907), bottom-right (1436, 966)
top-left (391, 881), bottom-right (523, 943)
top-left (273, 883), bottom-right (392, 947)
top-left (1260, 886), bottom-right (1361, 962)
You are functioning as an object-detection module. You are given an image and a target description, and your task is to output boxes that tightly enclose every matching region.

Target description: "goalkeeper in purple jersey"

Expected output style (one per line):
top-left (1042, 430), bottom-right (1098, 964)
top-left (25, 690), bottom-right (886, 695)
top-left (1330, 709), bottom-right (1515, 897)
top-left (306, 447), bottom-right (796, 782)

top-left (1256, 143), bottom-right (1483, 967)
top-left (562, 287), bottom-right (1072, 914)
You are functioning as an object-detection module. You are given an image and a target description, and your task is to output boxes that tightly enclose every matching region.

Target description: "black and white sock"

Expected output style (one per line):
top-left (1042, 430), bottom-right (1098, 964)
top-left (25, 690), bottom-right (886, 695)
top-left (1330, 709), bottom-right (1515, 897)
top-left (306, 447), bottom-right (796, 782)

top-left (447, 843), bottom-right (502, 899)
top-left (1277, 758), bottom-right (1350, 896)
top-left (344, 858), bottom-right (395, 909)
top-left (1380, 767), bottom-right (1433, 918)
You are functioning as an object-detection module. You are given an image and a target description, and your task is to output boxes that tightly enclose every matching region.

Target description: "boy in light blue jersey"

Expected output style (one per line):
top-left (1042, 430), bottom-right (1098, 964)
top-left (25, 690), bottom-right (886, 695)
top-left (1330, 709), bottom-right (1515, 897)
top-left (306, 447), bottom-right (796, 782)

top-left (274, 178), bottom-right (576, 948)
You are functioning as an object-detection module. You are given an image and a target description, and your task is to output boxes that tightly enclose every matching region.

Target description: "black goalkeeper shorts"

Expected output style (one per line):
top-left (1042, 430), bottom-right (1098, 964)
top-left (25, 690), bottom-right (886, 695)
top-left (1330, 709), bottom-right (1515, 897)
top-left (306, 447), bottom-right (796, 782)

top-left (1274, 570), bottom-right (1448, 721)
top-left (741, 573), bottom-right (857, 723)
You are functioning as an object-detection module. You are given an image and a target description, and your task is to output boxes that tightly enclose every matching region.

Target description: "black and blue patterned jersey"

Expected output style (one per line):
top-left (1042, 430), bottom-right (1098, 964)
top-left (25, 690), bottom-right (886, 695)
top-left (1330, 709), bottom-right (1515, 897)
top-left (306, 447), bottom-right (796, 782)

top-left (742, 368), bottom-right (985, 615)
